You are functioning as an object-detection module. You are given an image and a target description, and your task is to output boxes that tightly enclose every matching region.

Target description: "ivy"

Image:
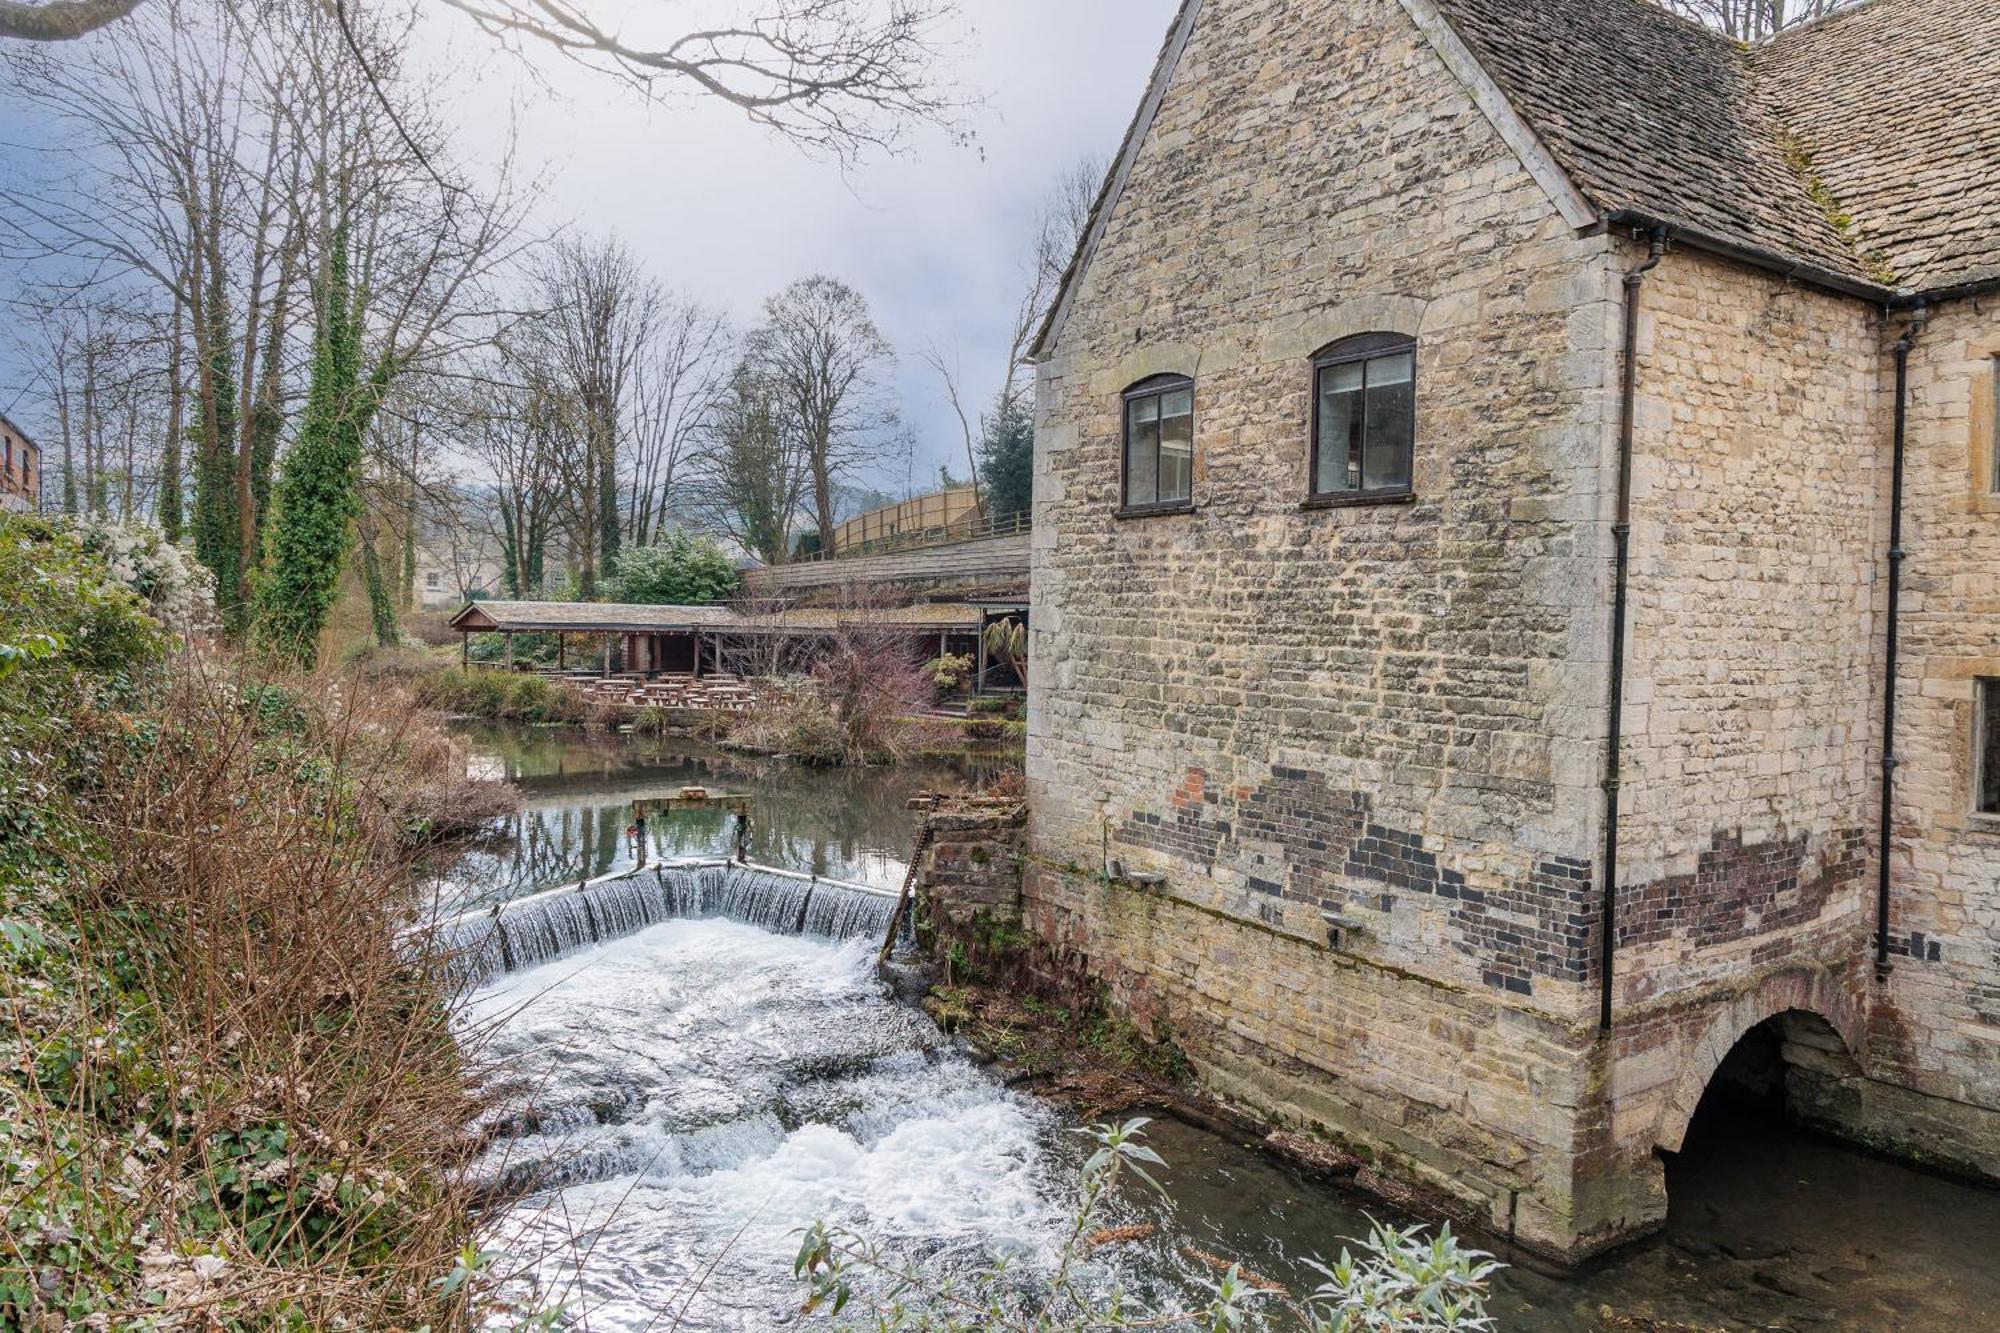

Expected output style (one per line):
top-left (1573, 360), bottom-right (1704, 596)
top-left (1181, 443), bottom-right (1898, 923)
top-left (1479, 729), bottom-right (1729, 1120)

top-left (256, 227), bottom-right (382, 669)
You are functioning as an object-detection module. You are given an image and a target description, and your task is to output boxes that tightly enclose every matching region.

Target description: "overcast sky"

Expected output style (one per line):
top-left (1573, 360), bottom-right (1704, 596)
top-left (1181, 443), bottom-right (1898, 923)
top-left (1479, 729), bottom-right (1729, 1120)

top-left (1, 0), bottom-right (1175, 502)
top-left (468, 0), bottom-right (1178, 497)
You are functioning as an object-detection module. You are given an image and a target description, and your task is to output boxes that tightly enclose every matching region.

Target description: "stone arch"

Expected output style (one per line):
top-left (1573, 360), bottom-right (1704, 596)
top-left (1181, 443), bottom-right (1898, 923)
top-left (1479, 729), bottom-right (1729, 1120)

top-left (1264, 294), bottom-right (1431, 363)
top-left (1653, 967), bottom-right (1864, 1154)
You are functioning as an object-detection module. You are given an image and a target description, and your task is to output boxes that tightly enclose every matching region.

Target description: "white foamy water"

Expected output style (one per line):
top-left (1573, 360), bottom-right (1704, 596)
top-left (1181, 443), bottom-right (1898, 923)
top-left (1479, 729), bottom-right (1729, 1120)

top-left (466, 917), bottom-right (1067, 1330)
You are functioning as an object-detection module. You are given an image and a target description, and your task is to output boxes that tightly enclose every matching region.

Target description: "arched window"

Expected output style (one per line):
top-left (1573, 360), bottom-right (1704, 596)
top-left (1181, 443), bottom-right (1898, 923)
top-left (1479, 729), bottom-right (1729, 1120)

top-left (1310, 333), bottom-right (1415, 502)
top-left (1121, 374), bottom-right (1195, 513)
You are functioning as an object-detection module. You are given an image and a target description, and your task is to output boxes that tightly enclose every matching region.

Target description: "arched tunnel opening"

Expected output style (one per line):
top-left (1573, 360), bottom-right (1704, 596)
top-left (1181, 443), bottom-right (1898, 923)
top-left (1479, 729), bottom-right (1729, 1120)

top-left (1648, 1008), bottom-right (2000, 1319)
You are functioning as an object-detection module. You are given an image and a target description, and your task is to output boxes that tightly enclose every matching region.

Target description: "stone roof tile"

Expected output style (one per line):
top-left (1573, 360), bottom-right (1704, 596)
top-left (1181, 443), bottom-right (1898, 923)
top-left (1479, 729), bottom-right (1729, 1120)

top-left (1432, 0), bottom-right (2000, 294)
top-left (1753, 0), bottom-right (2000, 292)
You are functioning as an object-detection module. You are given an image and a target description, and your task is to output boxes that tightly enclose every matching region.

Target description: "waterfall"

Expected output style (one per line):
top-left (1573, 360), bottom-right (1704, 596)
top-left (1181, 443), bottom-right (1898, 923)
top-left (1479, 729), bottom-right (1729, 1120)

top-left (432, 861), bottom-right (897, 986)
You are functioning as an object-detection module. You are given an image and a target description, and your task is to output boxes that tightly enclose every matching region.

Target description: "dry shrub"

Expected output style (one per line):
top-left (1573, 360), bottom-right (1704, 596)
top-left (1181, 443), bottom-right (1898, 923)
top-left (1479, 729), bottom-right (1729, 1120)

top-left (2, 653), bottom-right (520, 1328)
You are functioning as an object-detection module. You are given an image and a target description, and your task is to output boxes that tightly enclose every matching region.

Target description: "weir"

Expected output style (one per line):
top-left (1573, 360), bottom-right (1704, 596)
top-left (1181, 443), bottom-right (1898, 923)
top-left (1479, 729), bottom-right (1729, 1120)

top-left (434, 860), bottom-right (897, 986)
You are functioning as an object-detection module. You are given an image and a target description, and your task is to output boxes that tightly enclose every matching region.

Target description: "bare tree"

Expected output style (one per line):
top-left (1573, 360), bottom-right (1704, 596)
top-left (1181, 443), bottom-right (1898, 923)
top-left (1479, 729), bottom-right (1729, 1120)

top-left (747, 275), bottom-right (894, 558)
top-left (1003, 154), bottom-right (1103, 412)
top-left (430, 0), bottom-right (967, 164)
top-left (689, 364), bottom-right (805, 567)
top-left (5, 0), bottom-right (970, 176)
top-left (518, 235), bottom-right (657, 592)
top-left (625, 292), bottom-right (732, 549)
top-left (1655, 0), bottom-right (1857, 38)
top-left (917, 338), bottom-right (982, 508)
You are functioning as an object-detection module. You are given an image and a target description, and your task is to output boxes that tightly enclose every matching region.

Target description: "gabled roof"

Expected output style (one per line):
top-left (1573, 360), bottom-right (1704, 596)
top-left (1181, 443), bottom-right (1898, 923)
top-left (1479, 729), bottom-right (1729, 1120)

top-left (1429, 0), bottom-right (1881, 287)
top-left (0, 412), bottom-right (38, 451)
top-left (1033, 0), bottom-right (1998, 360)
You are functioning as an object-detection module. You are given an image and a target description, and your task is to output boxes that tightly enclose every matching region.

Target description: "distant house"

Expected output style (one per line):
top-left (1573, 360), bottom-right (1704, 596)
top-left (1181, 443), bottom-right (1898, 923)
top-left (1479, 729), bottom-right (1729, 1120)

top-left (1024, 0), bottom-right (2000, 1264)
top-left (0, 414), bottom-right (39, 514)
top-left (411, 530), bottom-right (502, 610)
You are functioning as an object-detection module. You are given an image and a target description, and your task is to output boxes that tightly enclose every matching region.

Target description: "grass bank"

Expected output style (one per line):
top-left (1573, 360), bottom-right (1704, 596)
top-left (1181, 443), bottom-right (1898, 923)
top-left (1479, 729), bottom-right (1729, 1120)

top-left (0, 518), bottom-right (521, 1328)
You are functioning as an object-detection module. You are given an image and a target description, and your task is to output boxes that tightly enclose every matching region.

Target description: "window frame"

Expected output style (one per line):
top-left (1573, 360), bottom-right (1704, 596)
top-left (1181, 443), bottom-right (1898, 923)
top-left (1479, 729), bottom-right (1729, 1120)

top-left (1305, 332), bottom-right (1419, 509)
top-left (1977, 677), bottom-right (2000, 822)
top-left (1119, 373), bottom-right (1197, 518)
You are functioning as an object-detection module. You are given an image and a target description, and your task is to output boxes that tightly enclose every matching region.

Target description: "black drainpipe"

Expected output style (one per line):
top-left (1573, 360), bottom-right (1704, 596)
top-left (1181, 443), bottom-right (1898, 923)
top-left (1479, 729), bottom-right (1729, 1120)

top-left (1875, 300), bottom-right (1928, 979)
top-left (1601, 224), bottom-right (1668, 1034)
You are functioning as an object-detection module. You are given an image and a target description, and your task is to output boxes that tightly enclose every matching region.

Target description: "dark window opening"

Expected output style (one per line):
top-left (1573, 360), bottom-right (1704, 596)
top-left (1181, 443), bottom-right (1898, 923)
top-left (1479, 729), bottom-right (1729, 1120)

top-left (1979, 678), bottom-right (2000, 815)
top-left (1122, 374), bottom-right (1194, 513)
top-left (1311, 333), bottom-right (1415, 502)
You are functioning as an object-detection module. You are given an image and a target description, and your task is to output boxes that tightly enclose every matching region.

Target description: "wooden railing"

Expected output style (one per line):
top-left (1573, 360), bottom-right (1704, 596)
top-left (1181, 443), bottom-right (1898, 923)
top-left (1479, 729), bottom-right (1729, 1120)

top-left (798, 508), bottom-right (1031, 563)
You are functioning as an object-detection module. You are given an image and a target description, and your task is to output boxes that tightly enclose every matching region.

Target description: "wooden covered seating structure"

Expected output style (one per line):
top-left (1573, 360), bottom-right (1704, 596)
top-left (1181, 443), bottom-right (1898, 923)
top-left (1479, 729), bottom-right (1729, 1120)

top-left (445, 599), bottom-right (994, 700)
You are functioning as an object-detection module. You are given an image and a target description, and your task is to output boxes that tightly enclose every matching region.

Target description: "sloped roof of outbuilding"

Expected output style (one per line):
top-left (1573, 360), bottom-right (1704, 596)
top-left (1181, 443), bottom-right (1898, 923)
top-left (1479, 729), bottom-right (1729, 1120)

top-left (447, 600), bottom-right (986, 635)
top-left (1034, 0), bottom-right (2000, 358)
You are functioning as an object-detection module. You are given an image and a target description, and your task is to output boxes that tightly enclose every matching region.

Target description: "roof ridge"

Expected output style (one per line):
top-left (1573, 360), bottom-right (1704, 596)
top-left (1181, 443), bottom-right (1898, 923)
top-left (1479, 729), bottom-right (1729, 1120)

top-left (1752, 0), bottom-right (1896, 50)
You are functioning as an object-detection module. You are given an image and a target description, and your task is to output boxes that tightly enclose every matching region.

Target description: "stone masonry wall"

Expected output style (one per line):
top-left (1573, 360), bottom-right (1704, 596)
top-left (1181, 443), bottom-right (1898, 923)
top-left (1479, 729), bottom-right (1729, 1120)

top-left (912, 798), bottom-right (1029, 936)
top-left (1864, 296), bottom-right (2000, 1176)
top-left (1028, 0), bottom-right (1622, 1260)
top-left (1584, 250), bottom-right (1887, 1214)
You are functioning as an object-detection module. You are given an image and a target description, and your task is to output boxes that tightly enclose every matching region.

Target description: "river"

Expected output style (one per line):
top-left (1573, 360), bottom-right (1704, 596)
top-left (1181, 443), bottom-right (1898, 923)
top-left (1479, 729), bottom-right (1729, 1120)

top-left (445, 725), bottom-right (2000, 1331)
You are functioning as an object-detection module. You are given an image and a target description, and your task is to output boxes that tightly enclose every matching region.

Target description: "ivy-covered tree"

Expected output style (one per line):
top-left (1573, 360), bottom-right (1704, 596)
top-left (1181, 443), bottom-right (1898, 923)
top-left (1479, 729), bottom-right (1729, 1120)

top-left (255, 230), bottom-right (380, 669)
top-left (604, 530), bottom-right (739, 606)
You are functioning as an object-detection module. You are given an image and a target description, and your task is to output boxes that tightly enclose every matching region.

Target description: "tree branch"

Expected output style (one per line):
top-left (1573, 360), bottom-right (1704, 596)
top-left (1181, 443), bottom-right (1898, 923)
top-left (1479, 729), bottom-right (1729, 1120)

top-left (0, 0), bottom-right (142, 42)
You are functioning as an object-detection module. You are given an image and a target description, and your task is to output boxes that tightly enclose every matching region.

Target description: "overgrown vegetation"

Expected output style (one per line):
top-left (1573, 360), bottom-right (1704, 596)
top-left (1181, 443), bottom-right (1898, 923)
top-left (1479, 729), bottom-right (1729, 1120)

top-left (730, 629), bottom-right (944, 765)
top-left (796, 1118), bottom-right (1501, 1331)
top-left (257, 229), bottom-right (385, 669)
top-left (412, 666), bottom-right (608, 726)
top-left (0, 515), bottom-right (522, 1327)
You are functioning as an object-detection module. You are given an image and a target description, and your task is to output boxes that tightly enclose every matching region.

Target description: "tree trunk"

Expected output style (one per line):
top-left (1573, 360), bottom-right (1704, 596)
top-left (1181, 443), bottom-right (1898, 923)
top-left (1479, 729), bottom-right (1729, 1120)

top-left (160, 288), bottom-right (185, 539)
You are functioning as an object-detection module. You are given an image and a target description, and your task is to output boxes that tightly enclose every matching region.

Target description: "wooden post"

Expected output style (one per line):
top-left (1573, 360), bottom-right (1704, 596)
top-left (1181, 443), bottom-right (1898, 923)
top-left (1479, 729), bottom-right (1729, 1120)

top-left (974, 620), bottom-right (988, 696)
top-left (460, 632), bottom-right (468, 667)
top-left (601, 633), bottom-right (610, 678)
top-left (504, 632), bottom-right (514, 671)
top-left (558, 634), bottom-right (566, 671)
top-left (694, 631), bottom-right (703, 680)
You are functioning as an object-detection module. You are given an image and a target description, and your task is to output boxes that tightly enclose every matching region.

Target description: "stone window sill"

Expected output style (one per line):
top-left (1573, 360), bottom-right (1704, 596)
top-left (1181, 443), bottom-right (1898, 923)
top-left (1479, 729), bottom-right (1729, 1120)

top-left (1116, 502), bottom-right (1195, 520)
top-left (1300, 490), bottom-right (1416, 512)
top-left (1968, 811), bottom-right (2000, 835)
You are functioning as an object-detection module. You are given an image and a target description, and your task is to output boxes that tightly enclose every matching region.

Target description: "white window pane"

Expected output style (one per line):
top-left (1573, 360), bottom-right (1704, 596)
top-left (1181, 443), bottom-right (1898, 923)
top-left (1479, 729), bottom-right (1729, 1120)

top-left (1126, 411), bottom-right (1159, 506)
top-left (1131, 395), bottom-right (1160, 425)
top-left (1160, 387), bottom-right (1193, 421)
top-left (1317, 366), bottom-right (1363, 493)
top-left (1159, 405), bottom-right (1193, 503)
top-left (1367, 351), bottom-right (1414, 387)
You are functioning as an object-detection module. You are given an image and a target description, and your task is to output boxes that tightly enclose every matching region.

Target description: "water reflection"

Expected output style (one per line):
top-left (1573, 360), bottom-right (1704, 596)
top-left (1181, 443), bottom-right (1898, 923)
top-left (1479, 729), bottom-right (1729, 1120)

top-left (439, 725), bottom-right (1002, 910)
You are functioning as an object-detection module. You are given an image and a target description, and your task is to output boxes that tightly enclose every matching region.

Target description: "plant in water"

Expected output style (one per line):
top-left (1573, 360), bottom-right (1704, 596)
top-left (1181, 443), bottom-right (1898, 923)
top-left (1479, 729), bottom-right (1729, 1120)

top-left (793, 1119), bottom-right (1499, 1331)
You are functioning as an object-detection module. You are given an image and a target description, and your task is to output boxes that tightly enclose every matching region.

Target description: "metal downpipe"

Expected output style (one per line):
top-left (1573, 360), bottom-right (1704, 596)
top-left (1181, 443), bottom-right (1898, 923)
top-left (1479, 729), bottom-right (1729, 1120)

top-left (1876, 302), bottom-right (1927, 979)
top-left (1601, 225), bottom-right (1667, 1034)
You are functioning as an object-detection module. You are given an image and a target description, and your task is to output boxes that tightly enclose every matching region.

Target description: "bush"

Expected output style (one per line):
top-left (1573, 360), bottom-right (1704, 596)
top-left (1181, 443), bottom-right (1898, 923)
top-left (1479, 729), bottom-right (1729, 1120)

top-left (604, 530), bottom-right (739, 606)
top-left (926, 652), bottom-right (973, 695)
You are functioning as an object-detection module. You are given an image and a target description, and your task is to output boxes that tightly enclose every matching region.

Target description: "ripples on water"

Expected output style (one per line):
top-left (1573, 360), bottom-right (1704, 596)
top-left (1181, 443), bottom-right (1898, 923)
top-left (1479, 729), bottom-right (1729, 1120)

top-left (451, 728), bottom-right (2000, 1332)
top-left (465, 919), bottom-right (1067, 1331)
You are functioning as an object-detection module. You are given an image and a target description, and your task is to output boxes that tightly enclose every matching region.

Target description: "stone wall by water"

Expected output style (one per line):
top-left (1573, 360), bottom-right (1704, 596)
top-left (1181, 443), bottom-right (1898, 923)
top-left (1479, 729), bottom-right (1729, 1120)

top-left (1022, 0), bottom-right (2000, 1266)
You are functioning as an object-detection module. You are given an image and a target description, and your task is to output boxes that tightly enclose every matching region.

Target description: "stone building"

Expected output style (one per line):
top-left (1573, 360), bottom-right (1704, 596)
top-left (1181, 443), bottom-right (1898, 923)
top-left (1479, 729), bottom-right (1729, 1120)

top-left (0, 413), bottom-right (39, 514)
top-left (1024, 0), bottom-right (2000, 1261)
